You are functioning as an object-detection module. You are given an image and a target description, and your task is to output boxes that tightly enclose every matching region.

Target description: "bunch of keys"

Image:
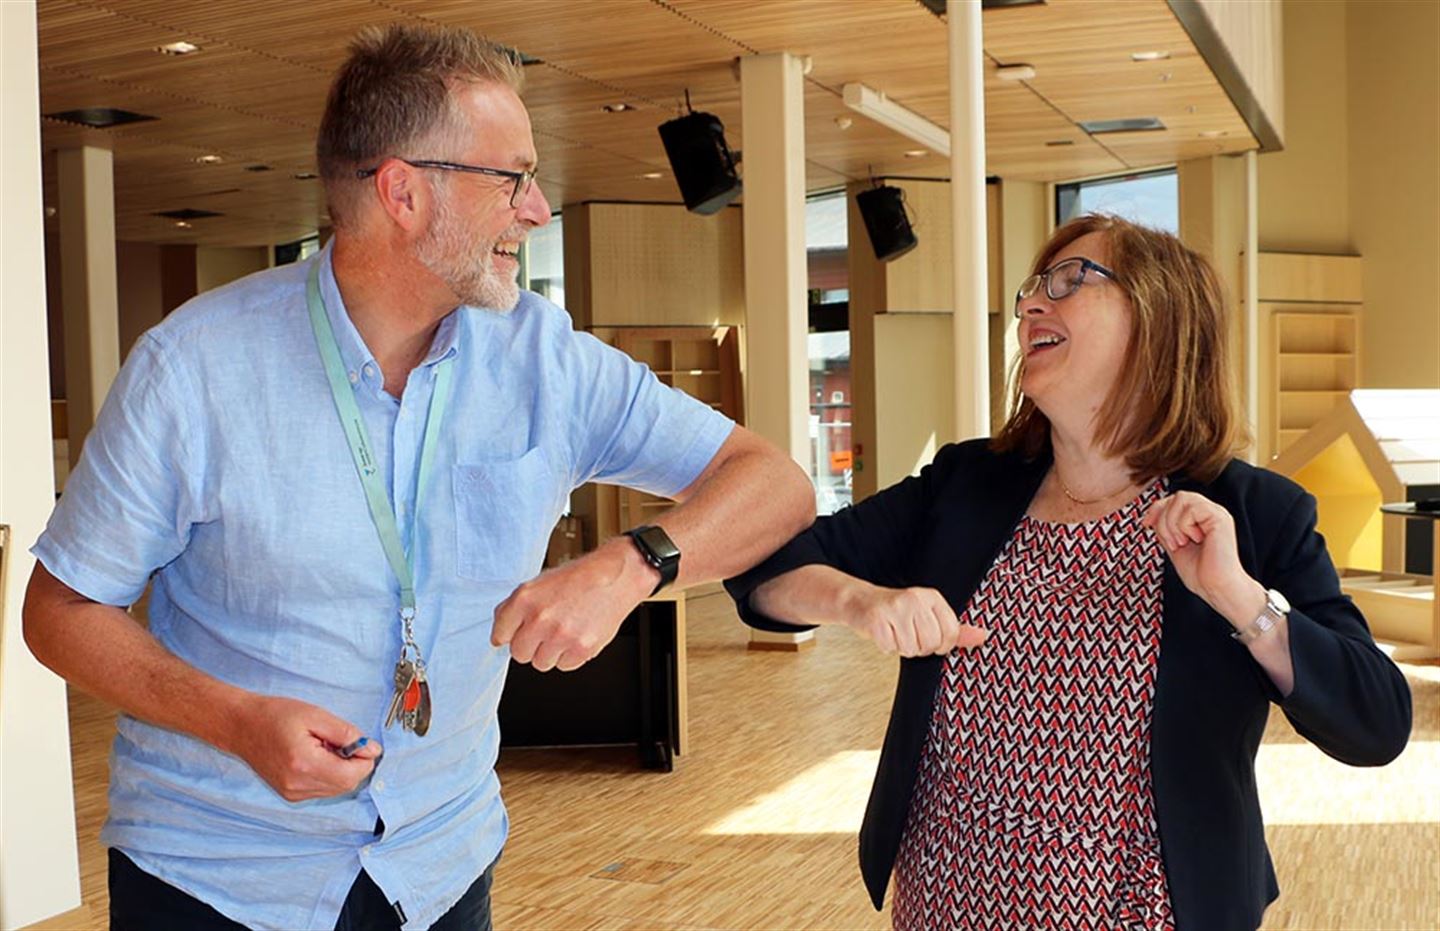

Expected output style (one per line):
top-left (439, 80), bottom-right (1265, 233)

top-left (385, 654), bottom-right (432, 735)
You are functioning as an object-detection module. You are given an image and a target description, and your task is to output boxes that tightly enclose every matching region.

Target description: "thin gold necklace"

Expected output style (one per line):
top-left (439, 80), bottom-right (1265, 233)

top-left (1057, 472), bottom-right (1135, 506)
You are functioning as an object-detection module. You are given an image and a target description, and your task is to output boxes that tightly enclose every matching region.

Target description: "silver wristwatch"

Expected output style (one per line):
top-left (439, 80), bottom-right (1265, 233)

top-left (1232, 588), bottom-right (1290, 644)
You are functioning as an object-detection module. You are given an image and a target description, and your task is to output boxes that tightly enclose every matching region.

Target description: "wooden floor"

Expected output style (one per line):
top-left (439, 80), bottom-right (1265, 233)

top-left (26, 590), bottom-right (1440, 930)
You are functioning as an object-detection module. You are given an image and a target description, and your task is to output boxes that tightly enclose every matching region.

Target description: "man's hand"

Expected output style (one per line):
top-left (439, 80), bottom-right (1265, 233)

top-left (226, 695), bottom-right (382, 803)
top-left (845, 583), bottom-right (990, 657)
top-left (492, 537), bottom-right (657, 672)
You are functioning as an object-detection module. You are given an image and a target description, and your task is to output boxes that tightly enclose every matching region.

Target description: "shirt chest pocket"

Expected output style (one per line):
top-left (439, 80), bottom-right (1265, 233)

top-left (453, 448), bottom-right (564, 583)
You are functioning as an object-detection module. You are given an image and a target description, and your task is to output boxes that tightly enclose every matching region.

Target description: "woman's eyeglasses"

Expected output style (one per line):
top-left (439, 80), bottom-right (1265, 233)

top-left (1013, 257), bottom-right (1117, 319)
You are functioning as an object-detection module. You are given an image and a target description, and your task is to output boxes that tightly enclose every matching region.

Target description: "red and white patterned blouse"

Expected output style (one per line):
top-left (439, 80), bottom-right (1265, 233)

top-left (892, 480), bottom-right (1175, 931)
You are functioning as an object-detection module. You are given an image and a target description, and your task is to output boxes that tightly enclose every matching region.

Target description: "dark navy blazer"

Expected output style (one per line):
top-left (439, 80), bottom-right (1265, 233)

top-left (726, 439), bottom-right (1411, 931)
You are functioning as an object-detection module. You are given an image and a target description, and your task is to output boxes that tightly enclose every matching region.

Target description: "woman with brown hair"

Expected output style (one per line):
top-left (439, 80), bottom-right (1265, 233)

top-left (726, 215), bottom-right (1410, 930)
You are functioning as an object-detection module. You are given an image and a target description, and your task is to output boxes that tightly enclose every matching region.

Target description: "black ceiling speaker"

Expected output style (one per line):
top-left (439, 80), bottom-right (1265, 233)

top-left (855, 185), bottom-right (917, 262)
top-left (658, 110), bottom-right (741, 215)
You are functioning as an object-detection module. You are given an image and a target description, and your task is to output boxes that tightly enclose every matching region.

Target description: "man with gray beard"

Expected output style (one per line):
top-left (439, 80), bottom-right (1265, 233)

top-left (24, 24), bottom-right (813, 931)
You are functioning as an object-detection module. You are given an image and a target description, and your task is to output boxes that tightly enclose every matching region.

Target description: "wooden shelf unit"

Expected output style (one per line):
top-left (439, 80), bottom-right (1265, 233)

top-left (573, 326), bottom-right (745, 548)
top-left (1253, 252), bottom-right (1363, 462)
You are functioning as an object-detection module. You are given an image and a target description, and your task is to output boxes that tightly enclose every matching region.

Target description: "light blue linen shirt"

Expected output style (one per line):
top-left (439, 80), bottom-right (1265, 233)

top-left (32, 244), bottom-right (733, 930)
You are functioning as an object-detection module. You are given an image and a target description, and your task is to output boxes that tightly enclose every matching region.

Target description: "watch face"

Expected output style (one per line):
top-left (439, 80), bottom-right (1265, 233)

top-left (1267, 588), bottom-right (1291, 615)
top-left (634, 525), bottom-right (680, 562)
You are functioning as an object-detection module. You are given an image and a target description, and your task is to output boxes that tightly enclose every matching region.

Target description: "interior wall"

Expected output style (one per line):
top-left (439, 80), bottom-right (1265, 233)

top-left (874, 313), bottom-right (956, 491)
top-left (1346, 0), bottom-right (1440, 388)
top-left (995, 179), bottom-right (1049, 432)
top-left (0, 2), bottom-right (83, 925)
top-left (1257, 0), bottom-right (1351, 254)
top-left (117, 241), bottom-right (165, 359)
top-left (44, 237), bottom-right (182, 401)
top-left (1178, 154), bottom-right (1252, 429)
top-left (196, 244), bottom-right (271, 294)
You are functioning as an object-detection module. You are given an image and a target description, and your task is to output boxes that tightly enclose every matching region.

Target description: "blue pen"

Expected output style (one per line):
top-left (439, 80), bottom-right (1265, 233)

top-left (336, 736), bottom-right (369, 759)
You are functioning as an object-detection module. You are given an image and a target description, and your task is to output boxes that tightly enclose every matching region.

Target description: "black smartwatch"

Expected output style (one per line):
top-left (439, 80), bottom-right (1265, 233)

top-left (626, 525), bottom-right (680, 595)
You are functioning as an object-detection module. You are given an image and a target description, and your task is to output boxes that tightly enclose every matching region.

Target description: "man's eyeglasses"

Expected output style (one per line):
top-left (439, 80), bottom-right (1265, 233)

top-left (1013, 257), bottom-right (1117, 319)
top-left (356, 158), bottom-right (537, 208)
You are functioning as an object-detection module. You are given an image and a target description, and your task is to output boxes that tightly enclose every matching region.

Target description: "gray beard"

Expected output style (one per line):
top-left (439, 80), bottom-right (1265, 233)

top-left (416, 197), bottom-right (520, 311)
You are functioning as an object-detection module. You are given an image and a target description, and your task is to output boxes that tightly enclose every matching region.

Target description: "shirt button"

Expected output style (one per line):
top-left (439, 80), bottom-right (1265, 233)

top-left (363, 364), bottom-right (375, 378)
top-left (348, 371), bottom-right (359, 384)
top-left (361, 844), bottom-right (372, 856)
top-left (374, 778), bottom-right (386, 791)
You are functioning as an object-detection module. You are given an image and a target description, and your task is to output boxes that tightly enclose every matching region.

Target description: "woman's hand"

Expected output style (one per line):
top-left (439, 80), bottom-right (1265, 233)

top-left (1142, 491), bottom-right (1265, 624)
top-left (845, 584), bottom-right (990, 657)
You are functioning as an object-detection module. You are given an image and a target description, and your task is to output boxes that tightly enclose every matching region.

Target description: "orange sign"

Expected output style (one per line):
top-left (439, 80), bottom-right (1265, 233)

top-left (830, 450), bottom-right (853, 471)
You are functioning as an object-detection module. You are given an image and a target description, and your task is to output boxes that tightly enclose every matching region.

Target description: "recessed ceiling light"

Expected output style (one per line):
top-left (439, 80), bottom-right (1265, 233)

top-left (1199, 129), bottom-right (1228, 138)
top-left (156, 41), bottom-right (201, 56)
top-left (602, 103), bottom-right (633, 113)
top-left (195, 154), bottom-right (223, 164)
top-left (834, 116), bottom-right (853, 130)
top-left (293, 172), bottom-right (318, 180)
top-left (1131, 50), bottom-right (1171, 62)
top-left (641, 171), bottom-right (664, 179)
top-left (174, 220), bottom-right (193, 229)
top-left (995, 64), bottom-right (1036, 82)
top-left (903, 149), bottom-right (928, 158)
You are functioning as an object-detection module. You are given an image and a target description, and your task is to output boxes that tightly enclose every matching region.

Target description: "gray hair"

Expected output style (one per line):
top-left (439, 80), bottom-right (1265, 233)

top-left (317, 23), bottom-right (524, 227)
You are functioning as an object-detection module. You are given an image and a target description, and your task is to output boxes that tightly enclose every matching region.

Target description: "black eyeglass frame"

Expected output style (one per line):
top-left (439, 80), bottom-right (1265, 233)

top-left (355, 158), bottom-right (536, 208)
top-left (1012, 256), bottom-right (1118, 319)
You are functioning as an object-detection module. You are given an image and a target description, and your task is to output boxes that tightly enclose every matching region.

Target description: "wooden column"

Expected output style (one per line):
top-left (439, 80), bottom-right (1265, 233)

top-left (741, 52), bottom-right (814, 652)
top-left (947, 0), bottom-right (990, 441)
top-left (56, 144), bottom-right (120, 470)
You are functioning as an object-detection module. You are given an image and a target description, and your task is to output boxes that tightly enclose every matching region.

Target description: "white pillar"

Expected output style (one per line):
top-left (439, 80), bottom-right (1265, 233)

top-left (948, 0), bottom-right (990, 440)
top-left (740, 52), bottom-right (814, 651)
top-left (1, 2), bottom-right (83, 927)
top-left (57, 144), bottom-right (121, 469)
top-left (1244, 150), bottom-right (1260, 463)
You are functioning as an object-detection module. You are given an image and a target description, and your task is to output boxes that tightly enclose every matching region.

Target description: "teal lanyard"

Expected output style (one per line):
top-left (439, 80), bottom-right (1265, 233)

top-left (305, 262), bottom-right (454, 621)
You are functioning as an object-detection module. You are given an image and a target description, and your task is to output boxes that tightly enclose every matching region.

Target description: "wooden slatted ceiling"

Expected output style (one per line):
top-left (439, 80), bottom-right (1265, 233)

top-left (36, 0), bottom-right (1258, 247)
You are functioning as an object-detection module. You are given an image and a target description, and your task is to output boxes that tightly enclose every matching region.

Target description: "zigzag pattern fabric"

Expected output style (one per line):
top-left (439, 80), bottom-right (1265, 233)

top-left (892, 480), bottom-right (1175, 931)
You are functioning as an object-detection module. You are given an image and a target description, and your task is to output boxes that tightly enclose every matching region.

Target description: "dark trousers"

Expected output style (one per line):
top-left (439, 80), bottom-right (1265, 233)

top-left (108, 848), bottom-right (495, 930)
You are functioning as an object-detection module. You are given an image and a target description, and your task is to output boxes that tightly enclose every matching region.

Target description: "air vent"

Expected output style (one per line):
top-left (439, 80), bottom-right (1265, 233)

top-left (45, 107), bottom-right (157, 129)
top-left (920, 0), bottom-right (1044, 18)
top-left (496, 44), bottom-right (542, 66)
top-left (153, 208), bottom-right (223, 220)
top-left (1079, 117), bottom-right (1166, 134)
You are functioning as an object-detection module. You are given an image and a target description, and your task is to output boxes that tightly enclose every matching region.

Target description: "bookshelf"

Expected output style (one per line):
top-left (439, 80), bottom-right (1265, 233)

top-left (1254, 253), bottom-right (1363, 461)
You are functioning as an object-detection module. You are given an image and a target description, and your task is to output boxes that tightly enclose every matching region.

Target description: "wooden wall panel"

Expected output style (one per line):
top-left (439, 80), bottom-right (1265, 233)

top-left (1258, 253), bottom-right (1364, 304)
top-left (566, 202), bottom-right (744, 329)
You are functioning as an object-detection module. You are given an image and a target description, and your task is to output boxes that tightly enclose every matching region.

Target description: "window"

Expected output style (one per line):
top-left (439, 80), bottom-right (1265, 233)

top-left (1055, 168), bottom-right (1178, 233)
top-left (806, 191), bottom-right (852, 516)
top-left (522, 213), bottom-right (564, 306)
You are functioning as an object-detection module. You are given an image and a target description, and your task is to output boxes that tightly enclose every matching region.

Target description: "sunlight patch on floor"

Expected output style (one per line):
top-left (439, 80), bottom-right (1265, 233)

top-left (1256, 740), bottom-right (1439, 825)
top-left (704, 750), bottom-right (880, 835)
